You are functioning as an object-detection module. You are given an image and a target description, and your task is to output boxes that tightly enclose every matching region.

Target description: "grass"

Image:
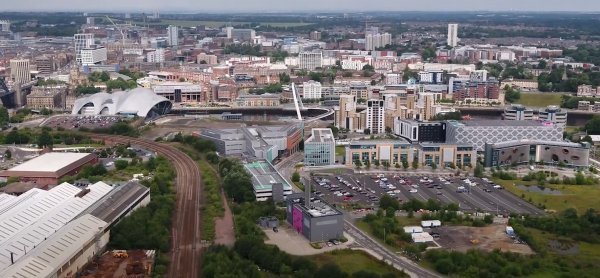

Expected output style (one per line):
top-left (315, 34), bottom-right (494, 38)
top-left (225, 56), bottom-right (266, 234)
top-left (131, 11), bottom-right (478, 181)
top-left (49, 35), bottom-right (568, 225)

top-left (335, 146), bottom-right (345, 157)
top-left (514, 92), bottom-right (565, 107)
top-left (132, 19), bottom-right (313, 28)
top-left (308, 249), bottom-right (408, 277)
top-left (492, 178), bottom-right (600, 213)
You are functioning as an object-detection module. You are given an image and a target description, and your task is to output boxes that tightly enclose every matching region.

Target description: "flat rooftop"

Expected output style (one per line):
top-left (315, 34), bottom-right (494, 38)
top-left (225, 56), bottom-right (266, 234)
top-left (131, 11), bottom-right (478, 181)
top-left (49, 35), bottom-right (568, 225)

top-left (453, 120), bottom-right (553, 127)
top-left (308, 128), bottom-right (334, 143)
top-left (288, 196), bottom-right (342, 218)
top-left (244, 160), bottom-right (292, 192)
top-left (7, 152), bottom-right (93, 173)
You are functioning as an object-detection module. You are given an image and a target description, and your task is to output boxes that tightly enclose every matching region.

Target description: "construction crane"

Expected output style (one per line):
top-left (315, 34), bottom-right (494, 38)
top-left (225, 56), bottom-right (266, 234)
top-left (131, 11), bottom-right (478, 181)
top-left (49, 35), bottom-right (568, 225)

top-left (105, 16), bottom-right (125, 48)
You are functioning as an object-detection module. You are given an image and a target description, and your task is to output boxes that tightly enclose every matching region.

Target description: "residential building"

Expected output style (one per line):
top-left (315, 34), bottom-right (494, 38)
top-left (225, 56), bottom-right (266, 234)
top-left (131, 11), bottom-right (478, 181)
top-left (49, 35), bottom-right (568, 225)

top-left (484, 140), bottom-right (589, 169)
top-left (445, 120), bottom-right (564, 152)
top-left (394, 119), bottom-right (447, 143)
top-left (236, 93), bottom-right (280, 107)
top-left (74, 33), bottom-right (94, 64)
top-left (309, 31), bottom-right (322, 41)
top-left (386, 73), bottom-right (402, 85)
top-left (9, 59), bottom-right (30, 85)
top-left (26, 86), bottom-right (65, 109)
top-left (231, 29), bottom-right (256, 42)
top-left (197, 53), bottom-right (218, 65)
top-left (577, 84), bottom-right (600, 97)
top-left (365, 27), bottom-right (392, 51)
top-left (302, 80), bottom-right (322, 99)
top-left (419, 70), bottom-right (444, 84)
top-left (34, 55), bottom-right (55, 75)
top-left (286, 194), bottom-right (344, 242)
top-left (447, 24), bottom-right (459, 47)
top-left (86, 17), bottom-right (95, 25)
top-left (147, 48), bottom-right (165, 63)
top-left (501, 79), bottom-right (538, 91)
top-left (503, 104), bottom-right (534, 121)
top-left (366, 99), bottom-right (385, 134)
top-left (167, 25), bottom-right (179, 46)
top-left (298, 51), bottom-right (323, 70)
top-left (0, 20), bottom-right (9, 32)
top-left (539, 105), bottom-right (567, 125)
top-left (80, 46), bottom-right (107, 66)
top-left (304, 128), bottom-right (335, 166)
top-left (334, 94), bottom-right (363, 131)
top-left (452, 80), bottom-right (501, 103)
top-left (578, 100), bottom-right (591, 111)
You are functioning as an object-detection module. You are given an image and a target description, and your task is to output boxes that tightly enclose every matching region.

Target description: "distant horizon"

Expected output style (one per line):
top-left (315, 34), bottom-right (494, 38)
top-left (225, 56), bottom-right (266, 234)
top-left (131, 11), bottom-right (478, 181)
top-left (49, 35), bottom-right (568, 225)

top-left (2, 0), bottom-right (599, 13)
top-left (3, 10), bottom-right (600, 14)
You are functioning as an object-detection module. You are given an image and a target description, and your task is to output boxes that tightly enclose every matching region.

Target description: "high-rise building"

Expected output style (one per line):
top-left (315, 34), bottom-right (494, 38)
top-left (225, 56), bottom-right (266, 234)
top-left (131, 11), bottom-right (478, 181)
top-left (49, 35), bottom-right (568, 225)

top-left (35, 55), bottom-right (55, 75)
top-left (0, 20), bottom-right (10, 32)
top-left (365, 32), bottom-right (392, 51)
top-left (302, 80), bottom-right (322, 99)
top-left (86, 17), bottom-right (95, 25)
top-left (74, 33), bottom-right (94, 65)
top-left (9, 59), bottom-right (31, 85)
top-left (147, 48), bottom-right (165, 63)
top-left (304, 128), bottom-right (336, 166)
top-left (167, 25), bottom-right (178, 46)
top-left (447, 24), bottom-right (458, 47)
top-left (366, 99), bottom-right (385, 134)
top-left (334, 94), bottom-right (361, 131)
top-left (298, 51), bottom-right (322, 70)
top-left (309, 31), bottom-right (322, 41)
top-left (230, 29), bottom-right (255, 42)
top-left (80, 46), bottom-right (107, 66)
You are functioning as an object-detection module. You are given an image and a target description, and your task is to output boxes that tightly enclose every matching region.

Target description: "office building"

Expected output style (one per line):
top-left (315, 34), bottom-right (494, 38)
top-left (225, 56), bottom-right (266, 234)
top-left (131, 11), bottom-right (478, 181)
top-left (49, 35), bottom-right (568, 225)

top-left (34, 55), bottom-right (54, 75)
top-left (310, 31), bottom-right (322, 41)
top-left (503, 104), bottom-right (534, 121)
top-left (344, 139), bottom-right (475, 167)
top-left (286, 194), bottom-right (344, 242)
top-left (447, 23), bottom-right (458, 47)
top-left (0, 152), bottom-right (98, 186)
top-left (304, 128), bottom-right (335, 166)
top-left (167, 25), bottom-right (178, 46)
top-left (26, 86), bottom-right (65, 109)
top-left (74, 33), bottom-right (94, 64)
top-left (245, 160), bottom-right (293, 201)
top-left (298, 51), bottom-right (323, 70)
top-left (366, 99), bottom-right (385, 134)
top-left (445, 120), bottom-right (564, 152)
top-left (198, 124), bottom-right (302, 163)
top-left (302, 80), bottom-right (322, 99)
top-left (394, 119), bottom-right (447, 143)
top-left (484, 140), bottom-right (589, 169)
top-left (80, 46), bottom-right (108, 66)
top-left (152, 82), bottom-right (203, 103)
top-left (539, 105), bottom-right (567, 125)
top-left (9, 59), bottom-right (30, 85)
top-left (236, 93), bottom-right (281, 107)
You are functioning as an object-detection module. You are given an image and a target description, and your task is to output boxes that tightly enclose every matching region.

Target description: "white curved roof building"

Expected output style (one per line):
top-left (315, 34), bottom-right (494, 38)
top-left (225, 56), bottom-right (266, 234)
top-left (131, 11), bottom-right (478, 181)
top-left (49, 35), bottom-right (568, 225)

top-left (71, 88), bottom-right (172, 118)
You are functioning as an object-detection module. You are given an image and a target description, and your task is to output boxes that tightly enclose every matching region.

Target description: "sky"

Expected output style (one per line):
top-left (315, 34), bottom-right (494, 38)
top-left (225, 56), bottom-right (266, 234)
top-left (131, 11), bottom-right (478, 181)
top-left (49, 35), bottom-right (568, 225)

top-left (2, 0), bottom-right (599, 13)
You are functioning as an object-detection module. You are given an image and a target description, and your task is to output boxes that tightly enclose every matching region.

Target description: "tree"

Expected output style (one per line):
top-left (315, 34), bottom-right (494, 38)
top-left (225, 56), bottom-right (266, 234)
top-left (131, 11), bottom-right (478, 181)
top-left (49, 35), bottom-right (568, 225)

top-left (364, 128), bottom-right (371, 135)
top-left (99, 71), bottom-right (110, 82)
top-left (37, 130), bottom-right (53, 148)
top-left (431, 162), bottom-right (437, 171)
top-left (382, 161), bottom-right (390, 170)
top-left (328, 124), bottom-right (339, 138)
top-left (291, 171), bottom-right (300, 183)
top-left (474, 163), bottom-right (484, 178)
top-left (0, 107), bottom-right (9, 127)
top-left (412, 160), bottom-right (419, 170)
top-left (365, 160), bottom-right (371, 170)
top-left (115, 159), bottom-right (129, 170)
top-left (504, 86), bottom-right (521, 103)
top-left (395, 163), bottom-right (400, 169)
top-left (385, 126), bottom-right (392, 134)
top-left (354, 160), bottom-right (362, 170)
top-left (4, 149), bottom-right (11, 160)
top-left (584, 115), bottom-right (600, 135)
top-left (315, 263), bottom-right (348, 278)
top-left (402, 160), bottom-right (409, 171)
top-left (373, 159), bottom-right (380, 168)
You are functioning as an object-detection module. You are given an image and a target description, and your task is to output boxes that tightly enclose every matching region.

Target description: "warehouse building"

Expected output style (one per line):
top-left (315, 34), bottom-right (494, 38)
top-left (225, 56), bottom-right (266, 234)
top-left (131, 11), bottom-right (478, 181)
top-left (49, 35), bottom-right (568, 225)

top-left (286, 194), bottom-right (344, 242)
top-left (244, 160), bottom-right (293, 201)
top-left (484, 139), bottom-right (590, 169)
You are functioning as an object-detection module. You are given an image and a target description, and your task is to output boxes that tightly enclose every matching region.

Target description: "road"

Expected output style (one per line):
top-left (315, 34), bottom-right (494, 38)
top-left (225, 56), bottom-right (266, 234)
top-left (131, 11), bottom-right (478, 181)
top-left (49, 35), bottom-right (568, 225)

top-left (90, 134), bottom-right (202, 278)
top-left (344, 217), bottom-right (440, 278)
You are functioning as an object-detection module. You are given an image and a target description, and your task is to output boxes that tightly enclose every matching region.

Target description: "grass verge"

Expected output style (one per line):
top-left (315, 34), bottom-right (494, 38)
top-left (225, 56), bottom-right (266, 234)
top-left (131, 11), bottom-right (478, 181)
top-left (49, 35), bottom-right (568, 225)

top-left (308, 249), bottom-right (408, 277)
top-left (514, 93), bottom-right (564, 107)
top-left (198, 160), bottom-right (224, 241)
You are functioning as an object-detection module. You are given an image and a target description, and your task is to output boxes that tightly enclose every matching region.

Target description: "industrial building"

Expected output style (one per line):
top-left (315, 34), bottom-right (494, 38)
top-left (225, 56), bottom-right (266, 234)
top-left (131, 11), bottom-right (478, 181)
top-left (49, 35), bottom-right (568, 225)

top-left (286, 194), bottom-right (344, 242)
top-left (244, 160), bottom-right (293, 201)
top-left (445, 120), bottom-right (564, 152)
top-left (0, 152), bottom-right (98, 186)
top-left (198, 124), bottom-right (302, 163)
top-left (304, 128), bottom-right (336, 166)
top-left (484, 140), bottom-right (590, 169)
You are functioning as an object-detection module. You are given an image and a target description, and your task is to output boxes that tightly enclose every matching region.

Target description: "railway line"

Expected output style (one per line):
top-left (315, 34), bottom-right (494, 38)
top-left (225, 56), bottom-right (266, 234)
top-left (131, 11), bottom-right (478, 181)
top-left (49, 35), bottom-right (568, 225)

top-left (90, 134), bottom-right (202, 278)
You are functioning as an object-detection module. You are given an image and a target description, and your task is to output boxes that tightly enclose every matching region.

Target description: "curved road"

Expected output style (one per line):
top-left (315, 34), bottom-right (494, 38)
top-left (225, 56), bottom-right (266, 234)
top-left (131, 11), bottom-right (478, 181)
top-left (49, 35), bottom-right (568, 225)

top-left (90, 134), bottom-right (202, 278)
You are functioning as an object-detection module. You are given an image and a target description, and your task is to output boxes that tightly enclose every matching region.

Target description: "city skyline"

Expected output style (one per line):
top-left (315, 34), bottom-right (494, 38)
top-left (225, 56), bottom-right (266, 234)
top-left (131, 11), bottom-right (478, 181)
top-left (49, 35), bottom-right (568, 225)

top-left (2, 0), bottom-right (600, 12)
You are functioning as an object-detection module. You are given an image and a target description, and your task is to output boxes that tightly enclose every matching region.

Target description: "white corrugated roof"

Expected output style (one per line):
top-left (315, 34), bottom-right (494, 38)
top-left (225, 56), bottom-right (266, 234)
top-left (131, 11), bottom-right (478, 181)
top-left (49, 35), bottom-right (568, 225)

top-left (7, 152), bottom-right (91, 173)
top-left (0, 189), bottom-right (45, 217)
top-left (589, 135), bottom-right (600, 142)
top-left (0, 214), bottom-right (107, 278)
top-left (0, 194), bottom-right (15, 209)
top-left (0, 182), bottom-right (112, 271)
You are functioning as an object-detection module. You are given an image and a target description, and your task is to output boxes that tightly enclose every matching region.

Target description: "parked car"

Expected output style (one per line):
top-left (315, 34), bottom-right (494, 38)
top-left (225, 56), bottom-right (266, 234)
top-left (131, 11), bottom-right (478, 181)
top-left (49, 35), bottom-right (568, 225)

top-left (409, 189), bottom-right (418, 193)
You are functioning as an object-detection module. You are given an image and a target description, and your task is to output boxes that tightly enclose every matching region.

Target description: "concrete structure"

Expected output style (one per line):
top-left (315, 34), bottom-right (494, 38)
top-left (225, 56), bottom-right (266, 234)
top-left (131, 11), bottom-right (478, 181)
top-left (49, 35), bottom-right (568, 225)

top-left (9, 59), bottom-right (30, 86)
top-left (304, 128), bottom-right (335, 166)
top-left (286, 194), bottom-right (344, 242)
top-left (167, 25), bottom-right (179, 46)
top-left (0, 153), bottom-right (98, 186)
top-left (447, 24), bottom-right (459, 47)
top-left (366, 99), bottom-right (385, 134)
top-left (503, 104), bottom-right (534, 121)
top-left (446, 120), bottom-right (564, 152)
top-left (539, 105), bottom-right (567, 125)
top-left (80, 46), bottom-right (108, 66)
top-left (71, 88), bottom-right (172, 118)
top-left (198, 124), bottom-right (302, 163)
top-left (298, 51), bottom-right (323, 70)
top-left (393, 119), bottom-right (446, 143)
top-left (152, 82), bottom-right (203, 103)
top-left (74, 33), bottom-right (94, 64)
top-left (484, 139), bottom-right (590, 169)
top-left (344, 139), bottom-right (475, 167)
top-left (245, 160), bottom-right (293, 201)
top-left (26, 86), bottom-right (65, 109)
top-left (302, 80), bottom-right (322, 100)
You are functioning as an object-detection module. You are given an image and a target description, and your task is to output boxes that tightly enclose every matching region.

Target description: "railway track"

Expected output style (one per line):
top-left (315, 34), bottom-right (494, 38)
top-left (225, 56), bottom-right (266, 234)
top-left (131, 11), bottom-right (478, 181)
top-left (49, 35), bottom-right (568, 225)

top-left (90, 134), bottom-right (202, 278)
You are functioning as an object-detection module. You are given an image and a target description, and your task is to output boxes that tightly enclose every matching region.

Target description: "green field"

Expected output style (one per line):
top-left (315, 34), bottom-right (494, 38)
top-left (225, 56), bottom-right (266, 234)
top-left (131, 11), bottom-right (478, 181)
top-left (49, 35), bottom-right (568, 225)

top-left (492, 178), bottom-right (600, 213)
top-left (335, 146), bottom-right (345, 157)
top-left (308, 249), bottom-right (407, 277)
top-left (132, 19), bottom-right (313, 28)
top-left (514, 93), bottom-right (565, 107)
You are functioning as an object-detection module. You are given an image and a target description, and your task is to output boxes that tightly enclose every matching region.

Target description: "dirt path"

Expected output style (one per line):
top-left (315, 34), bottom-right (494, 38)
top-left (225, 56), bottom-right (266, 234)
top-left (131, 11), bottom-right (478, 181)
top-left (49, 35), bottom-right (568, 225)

top-left (214, 190), bottom-right (235, 246)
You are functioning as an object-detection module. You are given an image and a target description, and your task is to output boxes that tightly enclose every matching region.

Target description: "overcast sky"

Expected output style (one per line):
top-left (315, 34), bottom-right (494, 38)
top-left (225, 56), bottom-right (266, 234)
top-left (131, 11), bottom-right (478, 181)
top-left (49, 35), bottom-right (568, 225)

top-left (3, 0), bottom-right (600, 12)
